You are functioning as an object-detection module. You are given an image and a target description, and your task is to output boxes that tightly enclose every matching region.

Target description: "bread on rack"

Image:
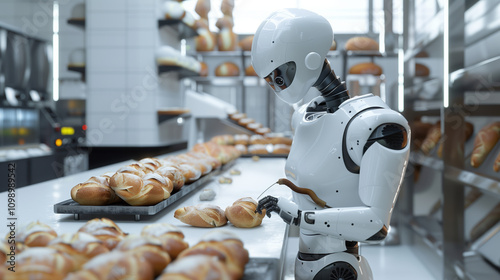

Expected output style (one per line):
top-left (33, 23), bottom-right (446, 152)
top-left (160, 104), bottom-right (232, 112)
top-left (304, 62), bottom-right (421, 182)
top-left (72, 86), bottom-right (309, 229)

top-left (234, 144), bottom-right (248, 154)
top-left (345, 36), bottom-right (379, 51)
top-left (228, 112), bottom-right (246, 122)
top-left (255, 127), bottom-right (271, 135)
top-left (48, 232), bottom-right (109, 270)
top-left (437, 121), bottom-right (474, 158)
top-left (225, 197), bottom-right (266, 228)
top-left (420, 121), bottom-right (441, 155)
top-left (249, 135), bottom-right (270, 145)
top-left (176, 230), bottom-right (249, 279)
top-left (155, 164), bottom-right (186, 192)
top-left (195, 19), bottom-right (217, 52)
top-left (215, 61), bottom-right (240, 76)
top-left (77, 218), bottom-right (127, 250)
top-left (114, 235), bottom-right (172, 276)
top-left (349, 62), bottom-right (383, 76)
top-left (140, 223), bottom-right (189, 259)
top-left (71, 174), bottom-right (122, 206)
top-left (266, 133), bottom-right (293, 145)
top-left (195, 0), bottom-right (210, 20)
top-left (158, 255), bottom-right (232, 280)
top-left (65, 251), bottom-right (154, 280)
top-left (471, 122), bottom-right (500, 168)
top-left (9, 247), bottom-right (75, 280)
top-left (163, 1), bottom-right (186, 20)
top-left (174, 204), bottom-right (228, 228)
top-left (216, 16), bottom-right (238, 52)
top-left (211, 134), bottom-right (235, 145)
top-left (273, 144), bottom-right (291, 154)
top-left (239, 35), bottom-right (254, 51)
top-left (237, 117), bottom-right (254, 127)
top-left (234, 134), bottom-right (249, 145)
top-left (415, 63), bottom-right (430, 77)
top-left (248, 144), bottom-right (269, 154)
top-left (110, 171), bottom-right (172, 206)
top-left (139, 158), bottom-right (163, 172)
top-left (16, 221), bottom-right (58, 247)
top-left (221, 0), bottom-right (235, 17)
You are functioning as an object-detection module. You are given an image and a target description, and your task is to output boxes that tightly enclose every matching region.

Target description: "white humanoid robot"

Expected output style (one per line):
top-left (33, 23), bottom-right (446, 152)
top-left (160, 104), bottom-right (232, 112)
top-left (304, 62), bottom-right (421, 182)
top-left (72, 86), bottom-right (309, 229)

top-left (252, 9), bottom-right (411, 280)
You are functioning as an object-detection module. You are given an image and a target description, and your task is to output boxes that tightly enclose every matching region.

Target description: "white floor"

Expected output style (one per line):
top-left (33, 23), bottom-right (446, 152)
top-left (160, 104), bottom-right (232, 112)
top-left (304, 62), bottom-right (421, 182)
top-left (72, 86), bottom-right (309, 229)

top-left (282, 237), bottom-right (436, 280)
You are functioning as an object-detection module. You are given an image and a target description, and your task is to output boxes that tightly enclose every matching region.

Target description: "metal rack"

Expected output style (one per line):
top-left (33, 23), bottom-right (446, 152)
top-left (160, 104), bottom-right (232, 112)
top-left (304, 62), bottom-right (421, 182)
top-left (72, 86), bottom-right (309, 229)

top-left (402, 0), bottom-right (500, 279)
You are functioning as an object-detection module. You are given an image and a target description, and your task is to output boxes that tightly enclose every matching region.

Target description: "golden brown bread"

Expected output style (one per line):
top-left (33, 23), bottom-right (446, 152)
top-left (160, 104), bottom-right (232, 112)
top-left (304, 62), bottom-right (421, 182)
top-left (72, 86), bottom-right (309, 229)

top-left (215, 62), bottom-right (240, 76)
top-left (225, 197), bottom-right (266, 228)
top-left (177, 230), bottom-right (249, 279)
top-left (114, 235), bottom-right (172, 276)
top-left (273, 144), bottom-right (291, 154)
top-left (239, 35), bottom-right (254, 51)
top-left (217, 29), bottom-right (238, 52)
top-left (48, 232), bottom-right (109, 270)
top-left (255, 127), bottom-right (271, 135)
top-left (16, 221), bottom-right (58, 247)
top-left (437, 121), bottom-right (474, 158)
top-left (221, 0), bottom-right (234, 17)
top-left (345, 36), bottom-right (379, 51)
top-left (174, 204), bottom-right (228, 227)
top-left (195, 19), bottom-right (216, 52)
top-left (248, 144), bottom-right (269, 154)
top-left (158, 255), bottom-right (232, 280)
top-left (7, 247), bottom-right (75, 280)
top-left (415, 63), bottom-right (430, 77)
top-left (65, 251), bottom-right (154, 280)
top-left (266, 133), bottom-right (293, 145)
top-left (110, 172), bottom-right (171, 206)
top-left (349, 62), bottom-right (383, 76)
top-left (420, 121), bottom-right (441, 155)
top-left (77, 218), bottom-right (127, 250)
top-left (200, 61), bottom-right (209, 76)
top-left (249, 135), bottom-right (270, 145)
top-left (471, 122), bottom-right (500, 168)
top-left (195, 0), bottom-right (210, 19)
top-left (141, 223), bottom-right (189, 259)
top-left (71, 175), bottom-right (122, 206)
top-left (155, 164), bottom-right (186, 191)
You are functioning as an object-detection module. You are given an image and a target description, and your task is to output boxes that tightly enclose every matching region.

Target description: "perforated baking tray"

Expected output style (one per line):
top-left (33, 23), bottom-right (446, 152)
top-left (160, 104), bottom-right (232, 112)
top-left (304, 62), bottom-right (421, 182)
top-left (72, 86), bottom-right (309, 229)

top-left (54, 161), bottom-right (234, 221)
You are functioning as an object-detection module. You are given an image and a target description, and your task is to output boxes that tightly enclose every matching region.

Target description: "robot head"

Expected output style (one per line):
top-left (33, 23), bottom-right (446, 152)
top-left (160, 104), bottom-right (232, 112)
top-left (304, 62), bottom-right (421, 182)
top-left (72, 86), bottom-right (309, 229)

top-left (251, 9), bottom-right (333, 104)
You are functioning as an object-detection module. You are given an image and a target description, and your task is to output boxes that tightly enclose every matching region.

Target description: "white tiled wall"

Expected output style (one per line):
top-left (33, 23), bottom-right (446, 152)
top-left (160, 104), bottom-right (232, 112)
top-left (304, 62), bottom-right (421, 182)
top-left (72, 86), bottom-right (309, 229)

top-left (85, 0), bottom-right (184, 147)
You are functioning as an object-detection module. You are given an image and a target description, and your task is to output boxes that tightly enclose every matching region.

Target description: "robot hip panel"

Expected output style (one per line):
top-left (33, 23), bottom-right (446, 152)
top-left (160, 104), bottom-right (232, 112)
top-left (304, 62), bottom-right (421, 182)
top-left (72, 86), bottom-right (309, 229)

top-left (295, 252), bottom-right (373, 280)
top-left (299, 228), bottom-right (346, 254)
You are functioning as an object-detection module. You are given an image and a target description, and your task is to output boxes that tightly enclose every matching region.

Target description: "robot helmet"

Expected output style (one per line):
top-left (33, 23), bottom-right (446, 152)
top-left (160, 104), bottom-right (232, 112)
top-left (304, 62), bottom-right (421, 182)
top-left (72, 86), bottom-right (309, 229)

top-left (251, 9), bottom-right (333, 104)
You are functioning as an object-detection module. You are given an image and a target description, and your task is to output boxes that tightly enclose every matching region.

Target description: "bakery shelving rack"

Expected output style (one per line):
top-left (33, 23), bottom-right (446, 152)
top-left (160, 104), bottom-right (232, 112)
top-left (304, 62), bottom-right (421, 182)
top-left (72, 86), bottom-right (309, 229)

top-left (401, 0), bottom-right (500, 279)
top-left (157, 19), bottom-right (198, 40)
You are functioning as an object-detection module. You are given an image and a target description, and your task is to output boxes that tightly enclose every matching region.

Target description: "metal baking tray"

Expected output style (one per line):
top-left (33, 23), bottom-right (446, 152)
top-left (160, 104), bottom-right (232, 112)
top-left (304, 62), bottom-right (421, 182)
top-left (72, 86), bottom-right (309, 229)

top-left (54, 162), bottom-right (235, 221)
top-left (243, 258), bottom-right (280, 280)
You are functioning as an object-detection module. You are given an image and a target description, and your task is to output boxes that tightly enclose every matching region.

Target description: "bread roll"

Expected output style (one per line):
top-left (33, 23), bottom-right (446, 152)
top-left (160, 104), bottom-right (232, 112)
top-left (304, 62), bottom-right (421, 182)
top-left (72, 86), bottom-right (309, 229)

top-left (245, 65), bottom-right (258, 76)
top-left (158, 255), bottom-right (232, 280)
top-left (250, 135), bottom-right (269, 145)
top-left (248, 144), bottom-right (269, 154)
top-left (273, 144), bottom-right (291, 154)
top-left (115, 235), bottom-right (172, 276)
top-left (345, 36), bottom-right (379, 51)
top-left (349, 62), bottom-right (383, 75)
top-left (211, 134), bottom-right (235, 145)
top-left (237, 117), bottom-right (254, 127)
top-left (174, 204), bottom-right (227, 227)
top-left (239, 35), bottom-right (254, 51)
top-left (220, 0), bottom-right (234, 17)
top-left (155, 165), bottom-right (185, 191)
top-left (266, 133), bottom-right (293, 145)
top-left (48, 232), bottom-right (109, 270)
top-left (255, 127), bottom-right (271, 135)
top-left (471, 122), bottom-right (500, 168)
top-left (192, 142), bottom-right (227, 164)
top-left (17, 221), bottom-right (58, 247)
top-left (139, 158), bottom-right (163, 171)
top-left (420, 121), bottom-right (441, 155)
top-left (163, 1), bottom-right (186, 20)
top-left (71, 174), bottom-right (121, 206)
top-left (215, 62), bottom-right (240, 76)
top-left (234, 144), bottom-right (247, 154)
top-left (195, 20), bottom-right (217, 52)
top-left (177, 230), bottom-right (249, 279)
top-left (195, 0), bottom-right (210, 19)
top-left (9, 247), bottom-right (75, 280)
top-left (234, 134), bottom-right (249, 145)
top-left (77, 218), bottom-right (127, 250)
top-left (65, 251), bottom-right (154, 280)
top-left (415, 63), bottom-right (430, 77)
top-left (200, 61), bottom-right (209, 76)
top-left (225, 197), bottom-right (265, 228)
top-left (141, 223), bottom-right (189, 259)
top-left (110, 171), bottom-right (171, 206)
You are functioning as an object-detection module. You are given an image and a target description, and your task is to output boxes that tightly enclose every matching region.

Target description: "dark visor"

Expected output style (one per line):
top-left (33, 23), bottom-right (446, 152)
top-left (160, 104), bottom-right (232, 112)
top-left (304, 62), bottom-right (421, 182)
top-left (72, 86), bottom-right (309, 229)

top-left (264, 61), bottom-right (296, 92)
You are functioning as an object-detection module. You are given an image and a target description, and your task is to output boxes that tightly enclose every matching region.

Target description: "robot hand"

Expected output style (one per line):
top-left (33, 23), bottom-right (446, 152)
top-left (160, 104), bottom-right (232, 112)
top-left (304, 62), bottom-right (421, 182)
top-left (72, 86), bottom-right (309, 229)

top-left (256, 196), bottom-right (301, 226)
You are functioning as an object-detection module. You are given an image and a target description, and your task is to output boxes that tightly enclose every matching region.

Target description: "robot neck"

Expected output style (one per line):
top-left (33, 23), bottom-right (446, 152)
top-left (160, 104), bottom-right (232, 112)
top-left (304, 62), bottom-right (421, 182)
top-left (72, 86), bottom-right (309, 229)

top-left (313, 60), bottom-right (350, 113)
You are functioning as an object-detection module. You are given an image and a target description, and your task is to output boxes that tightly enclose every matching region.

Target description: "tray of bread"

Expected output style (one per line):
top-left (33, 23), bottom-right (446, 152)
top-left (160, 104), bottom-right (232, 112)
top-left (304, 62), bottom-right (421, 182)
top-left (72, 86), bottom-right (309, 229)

top-left (54, 141), bottom-right (241, 220)
top-left (211, 132), bottom-right (292, 158)
top-left (1, 219), bottom-right (279, 280)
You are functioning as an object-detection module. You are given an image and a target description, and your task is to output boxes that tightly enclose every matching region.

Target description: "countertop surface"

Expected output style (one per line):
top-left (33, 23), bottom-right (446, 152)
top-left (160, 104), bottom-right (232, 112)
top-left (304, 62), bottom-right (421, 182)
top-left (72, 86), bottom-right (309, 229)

top-left (0, 156), bottom-right (292, 260)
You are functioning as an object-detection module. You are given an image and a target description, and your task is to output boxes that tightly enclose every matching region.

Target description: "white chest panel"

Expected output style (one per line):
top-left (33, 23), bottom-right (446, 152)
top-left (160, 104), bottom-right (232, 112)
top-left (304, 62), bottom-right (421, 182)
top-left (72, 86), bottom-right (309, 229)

top-left (285, 94), bottom-right (389, 210)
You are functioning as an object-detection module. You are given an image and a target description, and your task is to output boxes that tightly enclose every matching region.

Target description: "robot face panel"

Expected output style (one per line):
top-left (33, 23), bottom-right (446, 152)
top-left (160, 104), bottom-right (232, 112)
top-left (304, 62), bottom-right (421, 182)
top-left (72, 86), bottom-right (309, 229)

top-left (264, 61), bottom-right (296, 92)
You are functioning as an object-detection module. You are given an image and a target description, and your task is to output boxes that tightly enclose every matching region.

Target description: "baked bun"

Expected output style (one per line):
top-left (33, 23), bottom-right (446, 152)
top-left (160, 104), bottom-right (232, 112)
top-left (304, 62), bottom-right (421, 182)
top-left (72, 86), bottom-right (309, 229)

top-left (65, 251), bottom-right (154, 280)
top-left (195, 20), bottom-right (217, 52)
top-left (200, 61), bottom-right (209, 76)
top-left (415, 63), bottom-right (430, 77)
top-left (115, 235), bottom-right (172, 276)
top-left (158, 255), bottom-right (232, 280)
top-left (17, 221), bottom-right (58, 247)
top-left (255, 127), bottom-right (271, 135)
top-left (250, 135), bottom-right (269, 145)
top-left (163, 1), bottom-right (186, 20)
top-left (237, 117), bottom-right (254, 127)
top-left (195, 0), bottom-right (210, 19)
top-left (273, 144), bottom-right (291, 154)
top-left (345, 36), bottom-right (379, 51)
top-left (235, 144), bottom-right (247, 154)
top-left (221, 0), bottom-right (235, 17)
top-left (234, 134), bottom-right (249, 145)
top-left (77, 218), bottom-right (127, 250)
top-left (174, 204), bottom-right (228, 227)
top-left (215, 62), bottom-right (240, 76)
top-left (141, 223), bottom-right (189, 259)
top-left (248, 144), bottom-right (269, 154)
top-left (239, 35), bottom-right (254, 51)
top-left (245, 65), bottom-right (258, 76)
top-left (12, 247), bottom-right (75, 280)
top-left (266, 133), bottom-right (293, 145)
top-left (349, 62), bottom-right (383, 75)
top-left (48, 232), bottom-right (109, 270)
top-left (110, 171), bottom-right (171, 206)
top-left (330, 39), bottom-right (337, 51)
top-left (225, 197), bottom-right (266, 228)
top-left (71, 174), bottom-right (121, 206)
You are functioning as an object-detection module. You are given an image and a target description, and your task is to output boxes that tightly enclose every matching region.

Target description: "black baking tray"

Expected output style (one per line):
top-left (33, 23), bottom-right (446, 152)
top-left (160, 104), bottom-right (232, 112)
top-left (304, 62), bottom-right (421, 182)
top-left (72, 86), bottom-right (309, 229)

top-left (54, 161), bottom-right (235, 221)
top-left (243, 258), bottom-right (280, 280)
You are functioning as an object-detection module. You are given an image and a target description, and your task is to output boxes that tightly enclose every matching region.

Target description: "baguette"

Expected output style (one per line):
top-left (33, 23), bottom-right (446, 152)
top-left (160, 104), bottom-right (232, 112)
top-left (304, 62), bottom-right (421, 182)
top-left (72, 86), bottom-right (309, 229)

top-left (174, 204), bottom-right (228, 228)
top-left (420, 121), bottom-right (441, 155)
top-left (225, 197), bottom-right (266, 228)
top-left (471, 122), bottom-right (500, 168)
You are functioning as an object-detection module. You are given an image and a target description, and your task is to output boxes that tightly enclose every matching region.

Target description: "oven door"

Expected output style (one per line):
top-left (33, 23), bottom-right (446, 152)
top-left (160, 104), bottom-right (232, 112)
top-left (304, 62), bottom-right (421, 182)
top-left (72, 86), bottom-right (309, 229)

top-left (29, 40), bottom-right (51, 101)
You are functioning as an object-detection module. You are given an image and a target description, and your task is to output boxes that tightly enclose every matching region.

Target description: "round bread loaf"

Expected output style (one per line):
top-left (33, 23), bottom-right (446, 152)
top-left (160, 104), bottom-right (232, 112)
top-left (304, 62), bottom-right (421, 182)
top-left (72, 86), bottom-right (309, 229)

top-left (215, 62), bottom-right (240, 76)
top-left (349, 62), bottom-right (383, 76)
top-left (225, 197), bottom-right (266, 228)
top-left (345, 36), bottom-right (379, 51)
top-left (239, 35), bottom-right (254, 51)
top-left (415, 63), bottom-right (430, 77)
